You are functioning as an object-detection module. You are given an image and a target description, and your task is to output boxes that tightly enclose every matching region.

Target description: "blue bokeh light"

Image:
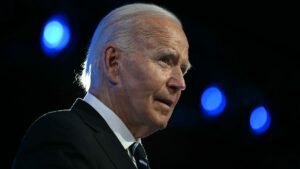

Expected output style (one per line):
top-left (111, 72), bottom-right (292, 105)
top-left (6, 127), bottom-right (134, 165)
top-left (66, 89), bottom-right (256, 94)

top-left (250, 106), bottom-right (271, 134)
top-left (200, 86), bottom-right (226, 117)
top-left (41, 15), bottom-right (70, 57)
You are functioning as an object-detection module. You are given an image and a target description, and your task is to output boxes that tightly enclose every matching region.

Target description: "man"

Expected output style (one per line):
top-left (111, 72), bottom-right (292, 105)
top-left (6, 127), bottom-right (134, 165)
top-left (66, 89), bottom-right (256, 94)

top-left (12, 3), bottom-right (190, 169)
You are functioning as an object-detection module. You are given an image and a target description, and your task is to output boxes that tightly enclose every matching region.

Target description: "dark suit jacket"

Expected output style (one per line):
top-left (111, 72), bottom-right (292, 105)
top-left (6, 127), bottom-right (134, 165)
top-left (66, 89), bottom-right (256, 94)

top-left (12, 99), bottom-right (137, 169)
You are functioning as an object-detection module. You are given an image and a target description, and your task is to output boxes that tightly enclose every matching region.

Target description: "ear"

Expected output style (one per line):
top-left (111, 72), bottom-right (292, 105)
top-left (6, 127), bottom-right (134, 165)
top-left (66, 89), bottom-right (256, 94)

top-left (103, 45), bottom-right (121, 84)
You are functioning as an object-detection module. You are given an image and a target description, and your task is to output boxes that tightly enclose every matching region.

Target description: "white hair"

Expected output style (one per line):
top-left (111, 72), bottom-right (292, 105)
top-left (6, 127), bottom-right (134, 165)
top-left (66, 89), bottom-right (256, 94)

top-left (78, 3), bottom-right (182, 91)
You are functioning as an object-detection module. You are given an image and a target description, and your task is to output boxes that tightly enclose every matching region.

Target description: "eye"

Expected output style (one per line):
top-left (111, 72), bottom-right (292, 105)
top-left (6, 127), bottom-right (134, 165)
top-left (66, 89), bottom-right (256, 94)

top-left (181, 65), bottom-right (187, 75)
top-left (158, 56), bottom-right (172, 67)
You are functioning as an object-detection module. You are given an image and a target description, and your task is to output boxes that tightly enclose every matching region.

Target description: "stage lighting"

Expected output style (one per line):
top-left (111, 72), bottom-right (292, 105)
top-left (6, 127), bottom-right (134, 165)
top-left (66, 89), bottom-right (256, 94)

top-left (41, 15), bottom-right (70, 57)
top-left (200, 86), bottom-right (226, 117)
top-left (250, 106), bottom-right (271, 135)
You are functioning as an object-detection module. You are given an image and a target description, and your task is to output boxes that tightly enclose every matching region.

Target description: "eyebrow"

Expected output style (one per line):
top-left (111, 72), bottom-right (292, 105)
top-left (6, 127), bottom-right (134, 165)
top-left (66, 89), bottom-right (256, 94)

top-left (186, 61), bottom-right (192, 71)
top-left (170, 53), bottom-right (191, 74)
top-left (182, 61), bottom-right (192, 74)
top-left (157, 48), bottom-right (191, 72)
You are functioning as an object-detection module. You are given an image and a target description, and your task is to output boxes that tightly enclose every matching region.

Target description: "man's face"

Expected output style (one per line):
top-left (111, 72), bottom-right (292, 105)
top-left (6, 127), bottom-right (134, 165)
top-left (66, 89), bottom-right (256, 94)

top-left (116, 17), bottom-right (190, 137)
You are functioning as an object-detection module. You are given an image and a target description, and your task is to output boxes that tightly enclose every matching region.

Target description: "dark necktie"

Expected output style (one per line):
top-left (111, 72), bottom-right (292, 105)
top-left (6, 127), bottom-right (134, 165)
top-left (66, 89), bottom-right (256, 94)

top-left (129, 142), bottom-right (151, 169)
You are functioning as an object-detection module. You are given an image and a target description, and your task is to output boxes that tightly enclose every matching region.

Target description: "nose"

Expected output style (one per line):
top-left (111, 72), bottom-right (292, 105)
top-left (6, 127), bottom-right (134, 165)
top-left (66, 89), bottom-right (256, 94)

top-left (167, 68), bottom-right (186, 91)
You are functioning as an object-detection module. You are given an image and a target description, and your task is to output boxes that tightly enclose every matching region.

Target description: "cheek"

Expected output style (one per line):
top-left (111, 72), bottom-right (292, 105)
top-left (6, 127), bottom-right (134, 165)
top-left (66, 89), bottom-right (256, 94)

top-left (121, 67), bottom-right (153, 101)
top-left (130, 64), bottom-right (167, 89)
top-left (121, 58), bottom-right (171, 104)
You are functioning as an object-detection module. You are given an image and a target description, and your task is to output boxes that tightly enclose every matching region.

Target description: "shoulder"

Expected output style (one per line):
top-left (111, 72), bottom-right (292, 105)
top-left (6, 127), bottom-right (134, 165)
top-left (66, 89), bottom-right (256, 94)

top-left (32, 109), bottom-right (78, 130)
top-left (18, 108), bottom-right (97, 154)
top-left (13, 109), bottom-right (100, 169)
top-left (38, 109), bottom-right (78, 123)
top-left (21, 109), bottom-right (83, 142)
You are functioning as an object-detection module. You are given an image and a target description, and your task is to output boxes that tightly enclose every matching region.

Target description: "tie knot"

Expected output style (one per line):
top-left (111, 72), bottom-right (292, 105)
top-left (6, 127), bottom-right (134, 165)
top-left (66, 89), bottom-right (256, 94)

top-left (130, 142), bottom-right (147, 159)
top-left (129, 142), bottom-right (150, 169)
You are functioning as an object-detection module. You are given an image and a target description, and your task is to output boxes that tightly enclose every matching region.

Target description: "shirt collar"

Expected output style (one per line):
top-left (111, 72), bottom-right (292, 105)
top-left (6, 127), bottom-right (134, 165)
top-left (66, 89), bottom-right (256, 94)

top-left (83, 92), bottom-right (139, 149)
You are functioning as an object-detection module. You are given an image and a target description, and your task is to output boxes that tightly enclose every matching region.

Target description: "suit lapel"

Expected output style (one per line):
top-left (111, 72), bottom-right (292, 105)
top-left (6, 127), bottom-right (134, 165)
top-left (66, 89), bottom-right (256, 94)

top-left (71, 99), bottom-right (136, 169)
top-left (95, 128), bottom-right (136, 169)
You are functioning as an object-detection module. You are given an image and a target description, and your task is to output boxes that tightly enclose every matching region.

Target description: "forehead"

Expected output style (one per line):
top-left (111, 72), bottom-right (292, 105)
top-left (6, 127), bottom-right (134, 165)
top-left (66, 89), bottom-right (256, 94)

top-left (137, 16), bottom-right (188, 43)
top-left (134, 16), bottom-right (189, 59)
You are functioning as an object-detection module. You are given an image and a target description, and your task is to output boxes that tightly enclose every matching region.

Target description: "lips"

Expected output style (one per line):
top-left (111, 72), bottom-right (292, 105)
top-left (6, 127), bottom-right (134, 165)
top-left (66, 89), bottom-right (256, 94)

top-left (155, 97), bottom-right (175, 107)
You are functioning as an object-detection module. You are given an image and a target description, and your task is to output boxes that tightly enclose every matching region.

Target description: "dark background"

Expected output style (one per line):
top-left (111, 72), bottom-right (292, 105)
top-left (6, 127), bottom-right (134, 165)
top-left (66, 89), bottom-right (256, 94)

top-left (2, 0), bottom-right (300, 168)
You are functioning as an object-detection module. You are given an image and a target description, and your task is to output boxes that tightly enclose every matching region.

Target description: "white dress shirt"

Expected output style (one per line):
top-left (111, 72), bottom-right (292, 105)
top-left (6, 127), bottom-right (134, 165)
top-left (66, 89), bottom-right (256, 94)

top-left (83, 92), bottom-right (141, 165)
top-left (83, 92), bottom-right (141, 149)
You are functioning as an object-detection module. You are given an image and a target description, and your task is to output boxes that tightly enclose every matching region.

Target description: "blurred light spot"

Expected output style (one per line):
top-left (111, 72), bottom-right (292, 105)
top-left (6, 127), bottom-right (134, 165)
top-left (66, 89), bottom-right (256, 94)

top-left (41, 15), bottom-right (70, 57)
top-left (201, 86), bottom-right (226, 117)
top-left (250, 106), bottom-right (271, 134)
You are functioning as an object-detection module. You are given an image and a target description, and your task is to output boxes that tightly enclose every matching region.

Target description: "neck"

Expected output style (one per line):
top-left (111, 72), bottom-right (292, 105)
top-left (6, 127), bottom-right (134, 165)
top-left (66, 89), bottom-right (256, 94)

top-left (89, 86), bottom-right (157, 139)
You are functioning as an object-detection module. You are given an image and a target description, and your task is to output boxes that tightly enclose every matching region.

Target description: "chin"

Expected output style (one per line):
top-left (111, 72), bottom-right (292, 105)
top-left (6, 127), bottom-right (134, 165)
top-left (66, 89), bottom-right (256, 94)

top-left (149, 109), bottom-right (172, 129)
top-left (160, 123), bottom-right (168, 129)
top-left (156, 118), bottom-right (170, 129)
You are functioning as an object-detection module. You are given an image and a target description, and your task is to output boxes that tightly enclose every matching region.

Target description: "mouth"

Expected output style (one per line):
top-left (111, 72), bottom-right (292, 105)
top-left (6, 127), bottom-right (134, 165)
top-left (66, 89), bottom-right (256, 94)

top-left (155, 97), bottom-right (174, 108)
